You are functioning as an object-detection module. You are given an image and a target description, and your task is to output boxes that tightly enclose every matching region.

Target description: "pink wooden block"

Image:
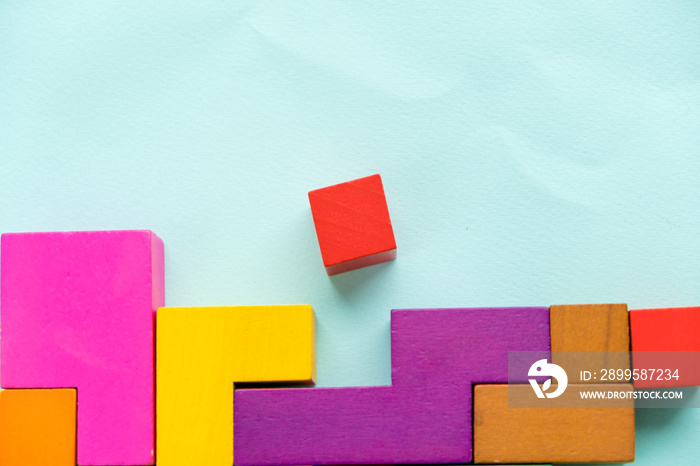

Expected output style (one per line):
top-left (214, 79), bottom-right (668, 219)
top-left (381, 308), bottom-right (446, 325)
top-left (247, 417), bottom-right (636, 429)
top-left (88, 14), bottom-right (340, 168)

top-left (1, 230), bottom-right (164, 465)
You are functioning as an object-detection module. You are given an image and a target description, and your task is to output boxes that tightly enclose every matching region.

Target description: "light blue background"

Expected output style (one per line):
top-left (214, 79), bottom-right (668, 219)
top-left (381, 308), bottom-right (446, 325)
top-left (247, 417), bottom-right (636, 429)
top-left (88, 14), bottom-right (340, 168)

top-left (1, 1), bottom-right (699, 464)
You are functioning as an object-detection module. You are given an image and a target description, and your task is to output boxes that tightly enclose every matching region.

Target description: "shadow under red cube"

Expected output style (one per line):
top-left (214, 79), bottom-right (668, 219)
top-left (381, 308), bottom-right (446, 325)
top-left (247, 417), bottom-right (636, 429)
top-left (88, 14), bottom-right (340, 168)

top-left (308, 174), bottom-right (397, 275)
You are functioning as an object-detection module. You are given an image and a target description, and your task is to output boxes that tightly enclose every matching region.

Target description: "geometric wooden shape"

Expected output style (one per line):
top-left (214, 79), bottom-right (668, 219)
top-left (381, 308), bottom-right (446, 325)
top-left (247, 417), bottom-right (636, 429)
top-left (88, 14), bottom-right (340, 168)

top-left (0, 230), bottom-right (164, 465)
top-left (156, 305), bottom-right (316, 466)
top-left (630, 306), bottom-right (700, 387)
top-left (473, 384), bottom-right (635, 464)
top-left (0, 389), bottom-right (77, 466)
top-left (550, 303), bottom-right (630, 383)
top-left (308, 174), bottom-right (397, 275)
top-left (550, 303), bottom-right (631, 351)
top-left (234, 307), bottom-right (550, 465)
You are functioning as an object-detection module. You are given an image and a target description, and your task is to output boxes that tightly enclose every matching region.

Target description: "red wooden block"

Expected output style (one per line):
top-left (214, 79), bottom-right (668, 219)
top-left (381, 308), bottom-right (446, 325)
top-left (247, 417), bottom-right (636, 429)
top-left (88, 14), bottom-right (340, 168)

top-left (630, 306), bottom-right (700, 388)
top-left (308, 174), bottom-right (396, 275)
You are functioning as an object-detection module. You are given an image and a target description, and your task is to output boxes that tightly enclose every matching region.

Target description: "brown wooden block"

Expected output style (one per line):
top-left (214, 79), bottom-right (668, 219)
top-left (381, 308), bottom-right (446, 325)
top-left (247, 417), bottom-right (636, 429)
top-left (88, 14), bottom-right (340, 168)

top-left (550, 303), bottom-right (631, 383)
top-left (473, 384), bottom-right (635, 464)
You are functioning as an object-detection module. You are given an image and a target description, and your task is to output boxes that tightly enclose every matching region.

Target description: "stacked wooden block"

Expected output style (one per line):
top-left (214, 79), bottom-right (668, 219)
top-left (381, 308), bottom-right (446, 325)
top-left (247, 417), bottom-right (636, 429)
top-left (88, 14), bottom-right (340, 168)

top-left (0, 176), bottom-right (698, 465)
top-left (473, 304), bottom-right (635, 464)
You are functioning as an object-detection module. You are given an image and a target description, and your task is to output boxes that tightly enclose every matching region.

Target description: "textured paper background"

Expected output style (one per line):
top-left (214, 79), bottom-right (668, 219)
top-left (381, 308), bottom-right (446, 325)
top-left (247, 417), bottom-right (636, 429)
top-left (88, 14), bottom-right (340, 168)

top-left (1, 1), bottom-right (699, 464)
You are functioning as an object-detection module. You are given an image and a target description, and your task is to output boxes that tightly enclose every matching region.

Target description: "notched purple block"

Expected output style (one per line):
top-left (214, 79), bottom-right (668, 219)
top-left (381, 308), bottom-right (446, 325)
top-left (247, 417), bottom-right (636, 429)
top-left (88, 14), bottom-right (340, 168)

top-left (234, 307), bottom-right (550, 465)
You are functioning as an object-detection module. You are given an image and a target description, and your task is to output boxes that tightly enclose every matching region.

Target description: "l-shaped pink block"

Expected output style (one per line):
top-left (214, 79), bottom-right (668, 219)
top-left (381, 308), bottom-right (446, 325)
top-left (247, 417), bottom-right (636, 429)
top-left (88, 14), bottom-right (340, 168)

top-left (1, 230), bottom-right (164, 465)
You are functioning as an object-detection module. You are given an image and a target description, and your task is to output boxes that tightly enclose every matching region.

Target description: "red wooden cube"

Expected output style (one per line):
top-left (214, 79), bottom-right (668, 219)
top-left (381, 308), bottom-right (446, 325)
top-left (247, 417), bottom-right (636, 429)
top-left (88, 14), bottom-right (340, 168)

top-left (308, 174), bottom-right (397, 275)
top-left (630, 306), bottom-right (700, 388)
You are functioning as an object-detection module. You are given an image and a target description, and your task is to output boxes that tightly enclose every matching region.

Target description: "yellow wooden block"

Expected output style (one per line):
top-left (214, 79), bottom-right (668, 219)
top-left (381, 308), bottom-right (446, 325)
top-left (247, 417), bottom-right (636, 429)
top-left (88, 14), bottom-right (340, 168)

top-left (156, 305), bottom-right (315, 466)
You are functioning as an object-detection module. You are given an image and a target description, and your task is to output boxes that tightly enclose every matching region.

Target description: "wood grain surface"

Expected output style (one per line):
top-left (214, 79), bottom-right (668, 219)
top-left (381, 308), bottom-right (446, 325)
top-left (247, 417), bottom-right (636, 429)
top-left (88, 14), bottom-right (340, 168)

top-left (550, 303), bottom-right (630, 383)
top-left (473, 383), bottom-right (635, 464)
top-left (308, 174), bottom-right (396, 275)
top-left (156, 305), bottom-right (315, 466)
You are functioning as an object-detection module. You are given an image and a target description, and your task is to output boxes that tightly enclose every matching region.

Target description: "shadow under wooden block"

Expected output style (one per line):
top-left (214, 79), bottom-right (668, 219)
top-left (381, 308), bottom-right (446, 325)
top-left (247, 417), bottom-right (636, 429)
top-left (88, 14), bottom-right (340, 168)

top-left (631, 306), bottom-right (700, 388)
top-left (473, 384), bottom-right (635, 464)
top-left (156, 305), bottom-right (315, 466)
top-left (550, 304), bottom-right (631, 383)
top-left (0, 389), bottom-right (76, 466)
top-left (1, 230), bottom-right (163, 465)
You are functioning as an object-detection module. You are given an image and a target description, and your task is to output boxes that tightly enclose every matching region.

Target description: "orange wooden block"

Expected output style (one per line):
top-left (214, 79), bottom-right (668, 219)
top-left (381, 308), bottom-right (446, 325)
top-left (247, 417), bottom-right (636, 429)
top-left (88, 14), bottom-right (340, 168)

top-left (473, 384), bottom-right (635, 464)
top-left (550, 303), bottom-right (631, 383)
top-left (0, 389), bottom-right (76, 466)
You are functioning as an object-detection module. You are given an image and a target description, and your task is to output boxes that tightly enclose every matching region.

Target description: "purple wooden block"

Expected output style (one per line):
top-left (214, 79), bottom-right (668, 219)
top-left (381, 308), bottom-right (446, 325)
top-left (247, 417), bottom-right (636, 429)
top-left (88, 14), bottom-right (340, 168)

top-left (234, 307), bottom-right (550, 465)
